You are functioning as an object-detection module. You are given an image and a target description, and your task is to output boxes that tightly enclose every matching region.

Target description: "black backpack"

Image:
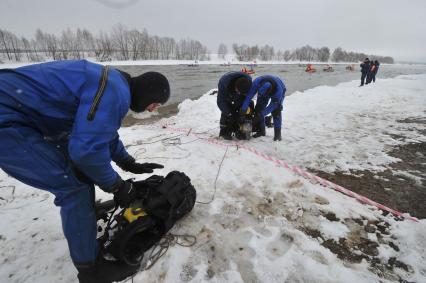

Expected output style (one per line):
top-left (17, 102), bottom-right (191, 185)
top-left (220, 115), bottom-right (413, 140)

top-left (99, 171), bottom-right (196, 265)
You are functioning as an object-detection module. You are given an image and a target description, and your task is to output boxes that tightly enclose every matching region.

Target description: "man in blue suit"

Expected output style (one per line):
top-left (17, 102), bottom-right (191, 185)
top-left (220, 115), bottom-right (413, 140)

top-left (241, 75), bottom-right (286, 141)
top-left (217, 71), bottom-right (252, 140)
top-left (0, 60), bottom-right (169, 283)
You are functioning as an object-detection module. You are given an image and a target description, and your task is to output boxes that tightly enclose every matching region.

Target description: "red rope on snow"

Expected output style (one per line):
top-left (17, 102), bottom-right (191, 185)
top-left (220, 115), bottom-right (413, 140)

top-left (160, 124), bottom-right (419, 222)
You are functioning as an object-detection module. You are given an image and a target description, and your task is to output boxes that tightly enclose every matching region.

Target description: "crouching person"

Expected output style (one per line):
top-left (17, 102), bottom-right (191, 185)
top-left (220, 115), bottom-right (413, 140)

top-left (241, 75), bottom-right (286, 141)
top-left (217, 71), bottom-right (252, 140)
top-left (0, 60), bottom-right (170, 283)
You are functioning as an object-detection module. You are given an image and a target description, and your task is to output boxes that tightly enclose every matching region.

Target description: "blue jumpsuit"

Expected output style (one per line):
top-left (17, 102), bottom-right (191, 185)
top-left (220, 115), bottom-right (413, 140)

top-left (0, 60), bottom-right (131, 264)
top-left (241, 75), bottom-right (286, 130)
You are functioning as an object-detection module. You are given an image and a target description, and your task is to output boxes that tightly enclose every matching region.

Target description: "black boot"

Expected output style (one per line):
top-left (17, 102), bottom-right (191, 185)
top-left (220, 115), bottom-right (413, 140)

top-left (219, 128), bottom-right (232, 140)
top-left (253, 125), bottom-right (265, 138)
top-left (75, 255), bottom-right (140, 283)
top-left (273, 128), bottom-right (282, 141)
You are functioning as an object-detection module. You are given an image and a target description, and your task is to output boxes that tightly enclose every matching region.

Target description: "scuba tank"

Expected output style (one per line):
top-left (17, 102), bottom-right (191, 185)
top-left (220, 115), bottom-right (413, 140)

top-left (237, 104), bottom-right (254, 140)
top-left (239, 118), bottom-right (253, 140)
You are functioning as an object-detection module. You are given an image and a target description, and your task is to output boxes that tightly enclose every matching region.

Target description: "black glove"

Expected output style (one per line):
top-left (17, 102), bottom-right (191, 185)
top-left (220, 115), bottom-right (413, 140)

top-left (112, 179), bottom-right (138, 208)
top-left (118, 157), bottom-right (164, 174)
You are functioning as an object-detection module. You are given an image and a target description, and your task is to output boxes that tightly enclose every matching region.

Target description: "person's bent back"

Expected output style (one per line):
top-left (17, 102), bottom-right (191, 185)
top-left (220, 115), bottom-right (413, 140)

top-left (241, 75), bottom-right (286, 141)
top-left (217, 71), bottom-right (252, 140)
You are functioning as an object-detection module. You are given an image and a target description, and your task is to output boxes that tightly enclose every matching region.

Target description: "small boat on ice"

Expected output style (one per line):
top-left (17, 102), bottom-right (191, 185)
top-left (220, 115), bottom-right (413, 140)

top-left (305, 64), bottom-right (317, 73)
top-left (323, 65), bottom-right (334, 72)
top-left (242, 66), bottom-right (255, 75)
top-left (187, 60), bottom-right (199, 67)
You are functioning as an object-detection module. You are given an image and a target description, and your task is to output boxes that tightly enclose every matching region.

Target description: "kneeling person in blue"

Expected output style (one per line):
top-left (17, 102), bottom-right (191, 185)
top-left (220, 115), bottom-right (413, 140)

top-left (241, 75), bottom-right (286, 141)
top-left (217, 71), bottom-right (252, 140)
top-left (0, 60), bottom-right (170, 283)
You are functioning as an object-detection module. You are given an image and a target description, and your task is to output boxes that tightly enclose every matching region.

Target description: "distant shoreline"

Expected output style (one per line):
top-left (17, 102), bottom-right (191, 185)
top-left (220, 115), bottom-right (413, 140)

top-left (2, 59), bottom-right (424, 70)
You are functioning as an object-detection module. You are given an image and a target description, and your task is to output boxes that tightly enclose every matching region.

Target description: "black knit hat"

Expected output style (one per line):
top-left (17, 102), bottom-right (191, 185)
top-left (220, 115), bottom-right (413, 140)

top-left (130, 72), bottom-right (170, 112)
top-left (234, 77), bottom-right (252, 94)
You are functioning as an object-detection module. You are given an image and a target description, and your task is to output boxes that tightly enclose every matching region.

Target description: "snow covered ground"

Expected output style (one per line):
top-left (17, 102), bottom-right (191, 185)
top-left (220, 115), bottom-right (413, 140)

top-left (1, 75), bottom-right (426, 282)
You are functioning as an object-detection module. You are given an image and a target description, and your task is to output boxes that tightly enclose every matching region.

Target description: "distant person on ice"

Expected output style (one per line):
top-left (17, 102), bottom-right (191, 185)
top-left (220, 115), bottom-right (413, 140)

top-left (217, 71), bottom-right (252, 140)
top-left (366, 60), bottom-right (380, 84)
top-left (241, 75), bottom-right (286, 141)
top-left (0, 60), bottom-right (170, 283)
top-left (360, 57), bottom-right (371, 86)
top-left (372, 60), bottom-right (380, 82)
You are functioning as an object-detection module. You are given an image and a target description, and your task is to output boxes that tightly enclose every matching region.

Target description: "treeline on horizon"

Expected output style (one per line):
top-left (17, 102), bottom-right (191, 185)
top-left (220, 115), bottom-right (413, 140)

top-left (0, 25), bottom-right (394, 64)
top-left (228, 44), bottom-right (394, 64)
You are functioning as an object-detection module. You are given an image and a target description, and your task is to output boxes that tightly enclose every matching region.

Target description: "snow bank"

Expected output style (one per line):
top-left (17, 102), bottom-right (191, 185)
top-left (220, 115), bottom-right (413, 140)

top-left (1, 75), bottom-right (426, 282)
top-left (252, 75), bottom-right (425, 173)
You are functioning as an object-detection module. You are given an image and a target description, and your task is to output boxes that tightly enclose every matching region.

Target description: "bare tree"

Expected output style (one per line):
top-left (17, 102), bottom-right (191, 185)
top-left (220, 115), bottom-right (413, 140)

top-left (232, 44), bottom-right (252, 61)
top-left (111, 24), bottom-right (130, 60)
top-left (35, 29), bottom-right (60, 60)
top-left (318, 47), bottom-right (330, 62)
top-left (127, 29), bottom-right (142, 60)
top-left (9, 33), bottom-right (22, 61)
top-left (46, 33), bottom-right (60, 60)
top-left (283, 50), bottom-right (291, 61)
top-left (260, 45), bottom-right (274, 61)
top-left (159, 37), bottom-right (175, 60)
top-left (0, 29), bottom-right (12, 60)
top-left (93, 31), bottom-right (113, 61)
top-left (21, 37), bottom-right (33, 61)
top-left (247, 45), bottom-right (259, 60)
top-left (218, 43), bottom-right (227, 59)
top-left (331, 47), bottom-right (345, 62)
top-left (60, 28), bottom-right (76, 59)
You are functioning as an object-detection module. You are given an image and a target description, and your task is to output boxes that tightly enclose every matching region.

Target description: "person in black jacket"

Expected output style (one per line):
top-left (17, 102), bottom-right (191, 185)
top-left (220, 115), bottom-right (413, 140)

top-left (366, 61), bottom-right (375, 84)
top-left (360, 58), bottom-right (370, 86)
top-left (371, 60), bottom-right (380, 83)
top-left (217, 71), bottom-right (252, 140)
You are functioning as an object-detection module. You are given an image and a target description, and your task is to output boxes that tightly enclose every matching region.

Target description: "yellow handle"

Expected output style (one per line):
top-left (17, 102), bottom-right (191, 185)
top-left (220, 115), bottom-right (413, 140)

top-left (124, 207), bottom-right (147, 223)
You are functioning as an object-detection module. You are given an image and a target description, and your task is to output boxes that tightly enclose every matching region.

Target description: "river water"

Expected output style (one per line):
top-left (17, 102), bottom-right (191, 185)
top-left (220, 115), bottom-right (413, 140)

top-left (116, 63), bottom-right (426, 105)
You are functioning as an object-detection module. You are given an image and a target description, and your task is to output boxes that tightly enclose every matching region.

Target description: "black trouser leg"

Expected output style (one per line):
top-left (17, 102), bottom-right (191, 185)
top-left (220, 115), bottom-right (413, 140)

top-left (272, 108), bottom-right (282, 141)
top-left (219, 113), bottom-right (233, 140)
top-left (360, 73), bottom-right (367, 86)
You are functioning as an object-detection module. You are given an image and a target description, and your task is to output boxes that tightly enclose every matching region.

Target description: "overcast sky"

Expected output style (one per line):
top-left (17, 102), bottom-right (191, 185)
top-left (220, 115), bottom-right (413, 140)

top-left (1, 0), bottom-right (425, 62)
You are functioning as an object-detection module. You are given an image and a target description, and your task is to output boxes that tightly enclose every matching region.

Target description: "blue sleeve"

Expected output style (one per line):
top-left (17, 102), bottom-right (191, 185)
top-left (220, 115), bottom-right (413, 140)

top-left (262, 101), bottom-right (279, 116)
top-left (110, 134), bottom-right (131, 164)
top-left (68, 70), bottom-right (129, 189)
top-left (242, 78), bottom-right (261, 112)
top-left (261, 82), bottom-right (285, 116)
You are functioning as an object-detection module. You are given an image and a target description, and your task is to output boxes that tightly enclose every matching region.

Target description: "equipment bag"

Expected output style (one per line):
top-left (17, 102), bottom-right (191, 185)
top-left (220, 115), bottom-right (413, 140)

top-left (100, 171), bottom-right (196, 265)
